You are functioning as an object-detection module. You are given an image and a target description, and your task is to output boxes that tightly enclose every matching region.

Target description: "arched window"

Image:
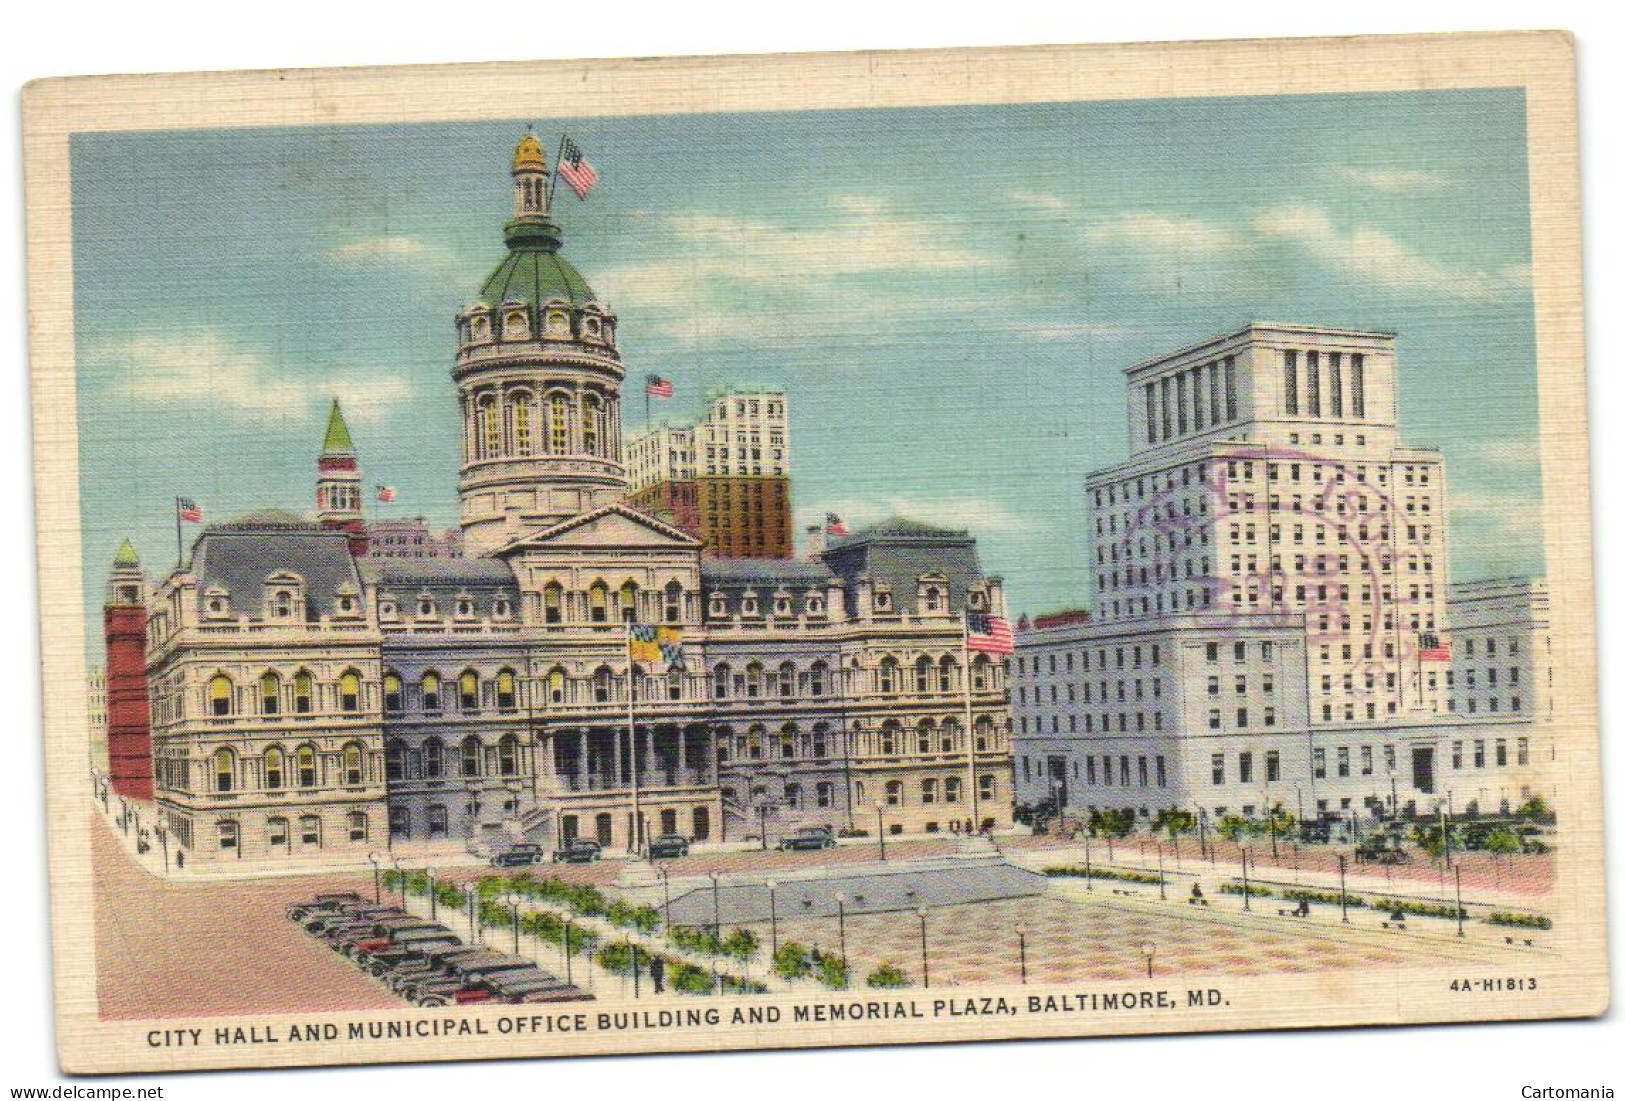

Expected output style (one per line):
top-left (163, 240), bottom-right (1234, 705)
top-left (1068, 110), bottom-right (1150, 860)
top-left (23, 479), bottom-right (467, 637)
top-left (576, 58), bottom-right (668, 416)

top-left (885, 780), bottom-right (904, 806)
top-left (938, 656), bottom-right (956, 693)
top-left (784, 783), bottom-right (802, 809)
top-left (385, 739), bottom-right (407, 781)
top-left (263, 746), bottom-right (284, 789)
top-left (510, 392), bottom-right (534, 456)
top-left (664, 580), bottom-right (683, 623)
top-left (480, 395), bottom-right (501, 458)
top-left (209, 674), bottom-right (233, 717)
top-left (924, 587), bottom-right (941, 613)
top-left (383, 671), bottom-right (402, 713)
top-left (498, 734), bottom-right (519, 776)
top-left (460, 736), bottom-right (481, 778)
top-left (342, 743), bottom-right (363, 786)
top-left (548, 392), bottom-right (569, 454)
top-left (293, 670), bottom-right (314, 714)
top-left (809, 661), bottom-right (828, 696)
top-left (712, 664), bottom-right (731, 699)
top-left (582, 393), bottom-right (601, 455)
top-left (592, 666), bottom-right (614, 703)
top-left (546, 667), bottom-right (566, 705)
top-left (339, 669), bottom-right (361, 713)
top-left (296, 744), bottom-right (317, 788)
top-left (496, 669), bottom-right (517, 712)
top-left (421, 671), bottom-right (441, 712)
top-left (940, 719), bottom-right (959, 754)
top-left (588, 582), bottom-right (609, 623)
top-left (260, 672), bottom-right (280, 715)
top-left (972, 655), bottom-right (991, 691)
top-left (880, 722), bottom-right (898, 756)
top-left (618, 580), bottom-right (638, 623)
top-left (422, 737), bottom-right (444, 779)
top-left (915, 656), bottom-right (933, 693)
top-left (745, 662), bottom-right (763, 698)
top-left (878, 658), bottom-right (898, 694)
top-left (917, 720), bottom-right (934, 754)
top-left (779, 661), bottom-right (797, 698)
top-left (212, 747), bottom-right (235, 792)
top-left (543, 582), bottom-right (564, 624)
top-left (945, 776), bottom-right (962, 804)
top-left (780, 723), bottom-right (798, 758)
top-left (347, 810), bottom-right (368, 842)
top-left (458, 670), bottom-right (479, 711)
top-left (666, 667), bottom-right (683, 701)
top-left (922, 778), bottom-right (938, 804)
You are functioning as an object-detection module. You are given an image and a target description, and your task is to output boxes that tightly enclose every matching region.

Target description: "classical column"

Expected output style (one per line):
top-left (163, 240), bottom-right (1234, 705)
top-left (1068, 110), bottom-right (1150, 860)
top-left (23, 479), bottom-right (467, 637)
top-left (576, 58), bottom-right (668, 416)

top-left (577, 729), bottom-right (589, 789)
top-left (677, 726), bottom-right (688, 783)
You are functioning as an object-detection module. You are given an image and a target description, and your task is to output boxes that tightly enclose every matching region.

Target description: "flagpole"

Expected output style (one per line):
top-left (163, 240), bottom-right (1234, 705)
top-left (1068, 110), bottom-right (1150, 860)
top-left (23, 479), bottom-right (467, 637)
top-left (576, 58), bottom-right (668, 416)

top-left (174, 497), bottom-right (182, 569)
top-left (626, 622), bottom-right (642, 857)
top-left (548, 133), bottom-right (568, 207)
top-left (963, 616), bottom-right (979, 831)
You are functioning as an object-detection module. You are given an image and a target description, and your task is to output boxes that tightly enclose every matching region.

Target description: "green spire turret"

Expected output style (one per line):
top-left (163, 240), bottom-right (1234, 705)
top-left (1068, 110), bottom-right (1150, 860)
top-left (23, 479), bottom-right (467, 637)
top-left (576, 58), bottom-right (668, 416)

top-left (112, 538), bottom-right (140, 568)
top-left (321, 398), bottom-right (355, 455)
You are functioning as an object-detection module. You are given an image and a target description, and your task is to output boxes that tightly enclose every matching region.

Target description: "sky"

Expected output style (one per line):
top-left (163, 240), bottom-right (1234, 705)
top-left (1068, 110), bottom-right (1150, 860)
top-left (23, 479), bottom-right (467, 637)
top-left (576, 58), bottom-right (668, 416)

top-left (69, 88), bottom-right (1542, 661)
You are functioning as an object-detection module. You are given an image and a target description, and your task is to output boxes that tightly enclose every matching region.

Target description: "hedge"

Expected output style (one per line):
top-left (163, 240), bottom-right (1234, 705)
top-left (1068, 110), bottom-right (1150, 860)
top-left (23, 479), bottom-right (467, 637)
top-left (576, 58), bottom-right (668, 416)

top-left (1044, 865), bottom-right (1164, 885)
top-left (1486, 910), bottom-right (1552, 930)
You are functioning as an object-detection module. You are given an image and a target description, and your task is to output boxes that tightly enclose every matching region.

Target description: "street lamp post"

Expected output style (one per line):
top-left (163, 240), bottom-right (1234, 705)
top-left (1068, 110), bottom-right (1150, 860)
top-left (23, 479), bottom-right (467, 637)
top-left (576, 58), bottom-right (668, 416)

top-left (1084, 832), bottom-right (1093, 891)
top-left (367, 852), bottom-right (381, 904)
top-left (563, 919), bottom-right (573, 986)
top-left (1268, 804), bottom-right (1279, 860)
top-left (834, 891), bottom-right (848, 978)
top-left (1140, 941), bottom-right (1157, 981)
top-left (1198, 809), bottom-right (1208, 862)
top-left (917, 908), bottom-right (930, 989)
top-left (155, 824), bottom-right (169, 874)
top-left (509, 891), bottom-right (521, 955)
top-left (876, 804), bottom-right (888, 861)
top-left (659, 866), bottom-right (672, 929)
top-left (1017, 925), bottom-right (1028, 984)
top-left (465, 884), bottom-right (477, 942)
top-left (709, 871), bottom-right (722, 943)
top-left (759, 802), bottom-right (770, 852)
top-left (1455, 866), bottom-right (1465, 939)
top-left (1241, 847), bottom-right (1251, 912)
top-left (1338, 854), bottom-right (1350, 923)
top-left (1157, 844), bottom-right (1166, 901)
top-left (426, 867), bottom-right (437, 921)
top-left (766, 879), bottom-right (779, 958)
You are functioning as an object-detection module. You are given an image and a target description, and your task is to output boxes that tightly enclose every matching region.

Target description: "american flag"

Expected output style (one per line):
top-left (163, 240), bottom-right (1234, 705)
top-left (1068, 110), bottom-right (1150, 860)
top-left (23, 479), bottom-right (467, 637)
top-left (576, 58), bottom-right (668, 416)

top-left (825, 512), bottom-right (849, 537)
top-left (966, 612), bottom-right (1014, 655)
top-left (1419, 632), bottom-right (1451, 662)
top-left (376, 485), bottom-right (396, 503)
top-left (557, 138), bottom-right (598, 199)
top-left (176, 497), bottom-right (203, 523)
top-left (646, 375), bottom-right (674, 399)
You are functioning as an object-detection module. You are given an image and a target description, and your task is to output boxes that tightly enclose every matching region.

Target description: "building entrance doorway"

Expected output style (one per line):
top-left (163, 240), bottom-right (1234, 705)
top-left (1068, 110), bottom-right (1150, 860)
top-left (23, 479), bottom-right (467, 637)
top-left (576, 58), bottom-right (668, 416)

top-left (1411, 747), bottom-right (1435, 795)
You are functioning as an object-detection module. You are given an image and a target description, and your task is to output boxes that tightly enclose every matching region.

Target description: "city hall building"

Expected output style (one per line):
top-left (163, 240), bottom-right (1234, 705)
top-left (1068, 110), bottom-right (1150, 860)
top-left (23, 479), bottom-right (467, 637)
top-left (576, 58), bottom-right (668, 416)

top-left (108, 134), bottom-right (1014, 867)
top-left (1012, 323), bottom-right (1552, 825)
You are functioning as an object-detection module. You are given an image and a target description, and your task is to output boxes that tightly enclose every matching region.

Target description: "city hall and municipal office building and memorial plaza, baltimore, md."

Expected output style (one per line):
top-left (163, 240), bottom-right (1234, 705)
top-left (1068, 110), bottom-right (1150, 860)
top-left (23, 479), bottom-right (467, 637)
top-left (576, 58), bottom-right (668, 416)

top-left (92, 132), bottom-right (1553, 872)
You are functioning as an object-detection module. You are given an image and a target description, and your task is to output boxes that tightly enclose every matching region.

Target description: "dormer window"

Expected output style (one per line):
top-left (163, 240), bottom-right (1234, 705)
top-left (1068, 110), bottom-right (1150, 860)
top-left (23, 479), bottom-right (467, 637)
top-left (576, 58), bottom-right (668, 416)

top-left (493, 597), bottom-right (513, 620)
top-left (203, 588), bottom-right (230, 618)
top-left (773, 594), bottom-right (792, 617)
top-left (416, 595), bottom-right (437, 619)
top-left (874, 589), bottom-right (892, 612)
top-left (806, 595), bottom-right (824, 616)
top-left (502, 307), bottom-right (530, 341)
top-left (741, 592), bottom-right (760, 617)
top-left (334, 582), bottom-right (360, 618)
top-left (968, 589), bottom-right (987, 611)
top-left (455, 595), bottom-right (476, 620)
top-left (709, 593), bottom-right (728, 618)
top-left (378, 599), bottom-right (399, 621)
top-left (923, 587), bottom-right (942, 613)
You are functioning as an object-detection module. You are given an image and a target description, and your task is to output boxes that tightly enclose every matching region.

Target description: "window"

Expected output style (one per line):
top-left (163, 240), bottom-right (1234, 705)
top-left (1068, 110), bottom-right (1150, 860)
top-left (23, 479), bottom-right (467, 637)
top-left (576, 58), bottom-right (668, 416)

top-left (712, 664), bottom-right (731, 699)
top-left (589, 582), bottom-right (609, 623)
top-left (347, 811), bottom-right (368, 842)
top-left (217, 819), bottom-right (238, 851)
top-left (1265, 750), bottom-right (1280, 782)
top-left (264, 746), bottom-right (284, 789)
top-left (339, 670), bottom-right (361, 713)
top-left (268, 816), bottom-right (289, 848)
top-left (294, 671), bottom-right (314, 714)
top-left (421, 672), bottom-right (441, 712)
top-left (1336, 746), bottom-right (1350, 778)
top-left (297, 744), bottom-right (317, 787)
top-left (1283, 349), bottom-right (1298, 415)
top-left (1239, 752), bottom-right (1253, 783)
top-left (619, 581), bottom-right (638, 623)
top-left (980, 774), bottom-right (996, 802)
top-left (385, 739), bottom-right (406, 782)
top-left (260, 672), bottom-right (280, 715)
top-left (543, 583), bottom-right (563, 624)
top-left (1312, 748), bottom-right (1326, 779)
top-left (212, 748), bottom-right (235, 792)
top-left (343, 743), bottom-right (363, 786)
top-left (549, 393), bottom-right (569, 453)
top-left (461, 736), bottom-right (482, 778)
top-left (422, 738), bottom-right (444, 779)
top-left (499, 734), bottom-right (520, 776)
top-left (1211, 754), bottom-right (1225, 785)
top-left (459, 670), bottom-right (480, 711)
top-left (383, 672), bottom-right (402, 713)
top-left (922, 778), bottom-right (938, 804)
top-left (496, 669), bottom-right (517, 712)
top-left (299, 815), bottom-right (321, 847)
top-left (878, 658), bottom-right (898, 694)
top-left (209, 674), bottom-right (233, 717)
top-left (885, 780), bottom-right (904, 806)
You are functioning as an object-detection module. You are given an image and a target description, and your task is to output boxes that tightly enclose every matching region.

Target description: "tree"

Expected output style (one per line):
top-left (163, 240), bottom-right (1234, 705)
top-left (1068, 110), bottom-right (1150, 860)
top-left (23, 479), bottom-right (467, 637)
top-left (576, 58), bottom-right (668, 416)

top-left (819, 954), bottom-right (850, 990)
top-left (1089, 808), bottom-right (1136, 838)
top-left (866, 963), bottom-right (910, 988)
top-left (1216, 814), bottom-right (1256, 842)
top-left (1515, 795), bottom-right (1551, 822)
top-left (721, 927), bottom-right (760, 964)
top-left (774, 941), bottom-right (812, 982)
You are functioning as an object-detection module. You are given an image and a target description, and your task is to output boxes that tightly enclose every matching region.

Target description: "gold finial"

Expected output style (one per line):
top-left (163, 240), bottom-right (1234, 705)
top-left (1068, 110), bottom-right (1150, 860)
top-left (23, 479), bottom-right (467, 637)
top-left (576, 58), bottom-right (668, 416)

top-left (513, 129), bottom-right (546, 172)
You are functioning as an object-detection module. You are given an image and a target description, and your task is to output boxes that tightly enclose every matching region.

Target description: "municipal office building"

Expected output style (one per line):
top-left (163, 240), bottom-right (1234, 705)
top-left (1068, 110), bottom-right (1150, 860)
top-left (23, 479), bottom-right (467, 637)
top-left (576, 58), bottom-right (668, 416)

top-left (102, 134), bottom-right (1015, 866)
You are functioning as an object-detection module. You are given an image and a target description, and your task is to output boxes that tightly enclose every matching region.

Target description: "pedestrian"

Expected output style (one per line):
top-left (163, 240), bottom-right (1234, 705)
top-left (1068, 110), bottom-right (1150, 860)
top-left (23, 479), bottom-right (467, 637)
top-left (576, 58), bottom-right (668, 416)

top-left (1190, 883), bottom-right (1204, 902)
top-left (649, 953), bottom-right (666, 994)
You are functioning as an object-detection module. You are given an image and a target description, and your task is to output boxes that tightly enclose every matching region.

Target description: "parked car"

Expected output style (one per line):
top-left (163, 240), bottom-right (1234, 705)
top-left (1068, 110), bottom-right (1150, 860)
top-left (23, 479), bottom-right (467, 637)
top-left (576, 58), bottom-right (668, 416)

top-left (492, 843), bottom-right (547, 868)
top-left (552, 839), bottom-right (603, 864)
top-left (286, 892), bottom-right (365, 922)
top-left (406, 954), bottom-right (543, 1005)
top-left (648, 834), bottom-right (690, 859)
top-left (344, 921), bottom-right (455, 959)
top-left (361, 930), bottom-right (463, 974)
top-left (303, 906), bottom-right (405, 936)
top-left (468, 970), bottom-right (588, 1005)
top-left (386, 945), bottom-right (490, 991)
top-left (778, 826), bottom-right (836, 852)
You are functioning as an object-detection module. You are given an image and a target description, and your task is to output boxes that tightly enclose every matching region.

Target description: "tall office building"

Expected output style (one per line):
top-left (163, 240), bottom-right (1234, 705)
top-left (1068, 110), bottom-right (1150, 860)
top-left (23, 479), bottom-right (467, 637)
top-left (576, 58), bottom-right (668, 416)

top-left (628, 391), bottom-right (794, 558)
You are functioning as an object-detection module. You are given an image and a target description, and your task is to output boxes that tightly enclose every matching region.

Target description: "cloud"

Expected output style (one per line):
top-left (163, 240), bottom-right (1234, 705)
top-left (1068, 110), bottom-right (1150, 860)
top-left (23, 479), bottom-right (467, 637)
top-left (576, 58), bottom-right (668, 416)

top-left (1252, 203), bottom-right (1527, 302)
top-left (1473, 437), bottom-right (1543, 473)
top-left (1084, 212), bottom-right (1241, 255)
top-left (1006, 189), bottom-right (1071, 213)
top-left (801, 495), bottom-right (1040, 536)
top-left (326, 234), bottom-right (438, 262)
top-left (1331, 166), bottom-right (1450, 192)
top-left (86, 330), bottom-right (416, 427)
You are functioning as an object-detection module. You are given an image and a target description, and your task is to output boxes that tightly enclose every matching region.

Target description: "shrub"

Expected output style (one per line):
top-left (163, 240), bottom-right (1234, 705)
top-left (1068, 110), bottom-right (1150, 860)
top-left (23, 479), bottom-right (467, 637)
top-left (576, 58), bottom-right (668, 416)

top-left (1283, 888), bottom-right (1364, 908)
top-left (671, 962), bottom-right (715, 995)
top-left (720, 975), bottom-right (769, 995)
top-left (1216, 815), bottom-right (1258, 842)
top-left (669, 925), bottom-right (723, 956)
top-left (774, 941), bottom-right (812, 982)
top-left (1043, 865), bottom-right (1163, 885)
top-left (866, 963), bottom-right (909, 989)
top-left (1219, 882), bottom-right (1272, 897)
top-left (597, 941), bottom-right (642, 976)
top-left (435, 882), bottom-right (466, 910)
top-left (721, 927), bottom-right (760, 963)
top-left (819, 954), bottom-right (850, 990)
top-left (1371, 897), bottom-right (1463, 920)
top-left (381, 868), bottom-right (406, 891)
top-left (1486, 910), bottom-right (1552, 930)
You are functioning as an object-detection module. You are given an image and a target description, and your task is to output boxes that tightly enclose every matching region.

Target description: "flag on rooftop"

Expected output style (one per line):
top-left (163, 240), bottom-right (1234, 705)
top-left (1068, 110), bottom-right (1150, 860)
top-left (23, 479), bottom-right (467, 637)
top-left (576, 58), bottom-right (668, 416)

top-left (646, 375), bottom-right (674, 399)
top-left (176, 497), bottom-right (203, 523)
top-left (825, 512), bottom-right (849, 536)
top-left (558, 138), bottom-right (599, 199)
top-left (376, 485), bottom-right (396, 503)
top-left (966, 612), bottom-right (1014, 655)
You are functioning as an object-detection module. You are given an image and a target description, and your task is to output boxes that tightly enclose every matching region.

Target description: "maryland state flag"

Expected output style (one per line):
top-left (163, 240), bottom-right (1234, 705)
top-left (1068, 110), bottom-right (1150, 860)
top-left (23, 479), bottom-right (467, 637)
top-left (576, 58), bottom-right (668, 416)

top-left (629, 624), bottom-right (685, 670)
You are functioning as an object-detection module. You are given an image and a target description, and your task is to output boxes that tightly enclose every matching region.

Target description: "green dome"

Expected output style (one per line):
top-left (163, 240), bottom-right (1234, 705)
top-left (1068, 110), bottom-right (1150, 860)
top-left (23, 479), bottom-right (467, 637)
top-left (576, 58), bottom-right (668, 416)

top-left (479, 217), bottom-right (597, 308)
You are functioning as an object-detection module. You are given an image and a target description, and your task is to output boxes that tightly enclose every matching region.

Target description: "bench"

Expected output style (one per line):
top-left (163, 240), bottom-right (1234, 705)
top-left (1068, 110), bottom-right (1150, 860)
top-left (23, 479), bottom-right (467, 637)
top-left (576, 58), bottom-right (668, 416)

top-left (1187, 898), bottom-right (1209, 907)
top-left (1276, 908), bottom-right (1308, 919)
top-left (1381, 921), bottom-right (1408, 931)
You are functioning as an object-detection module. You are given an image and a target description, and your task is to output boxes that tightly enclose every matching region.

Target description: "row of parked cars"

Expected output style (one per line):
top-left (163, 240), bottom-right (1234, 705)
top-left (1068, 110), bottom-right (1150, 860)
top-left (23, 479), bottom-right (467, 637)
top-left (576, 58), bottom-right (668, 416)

top-left (287, 892), bottom-right (592, 1007)
top-left (491, 827), bottom-right (836, 867)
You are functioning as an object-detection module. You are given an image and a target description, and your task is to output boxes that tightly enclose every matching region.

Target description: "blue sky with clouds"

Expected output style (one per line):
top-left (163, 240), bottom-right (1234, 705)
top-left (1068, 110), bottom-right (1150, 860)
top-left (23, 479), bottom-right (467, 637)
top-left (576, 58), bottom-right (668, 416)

top-left (69, 88), bottom-right (1541, 659)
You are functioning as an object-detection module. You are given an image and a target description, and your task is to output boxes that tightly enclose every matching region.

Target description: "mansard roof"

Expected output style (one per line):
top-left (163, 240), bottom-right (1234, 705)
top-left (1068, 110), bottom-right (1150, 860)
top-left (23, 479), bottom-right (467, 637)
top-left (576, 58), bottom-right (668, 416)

top-left (362, 557), bottom-right (516, 590)
top-left (701, 557), bottom-right (834, 589)
top-left (820, 515), bottom-right (984, 617)
top-left (188, 525), bottom-right (362, 620)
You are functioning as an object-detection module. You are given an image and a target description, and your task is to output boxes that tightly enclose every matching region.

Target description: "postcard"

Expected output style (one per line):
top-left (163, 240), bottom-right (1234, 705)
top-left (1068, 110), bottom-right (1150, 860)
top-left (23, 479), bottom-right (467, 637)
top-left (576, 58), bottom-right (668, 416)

top-left (22, 30), bottom-right (1603, 1074)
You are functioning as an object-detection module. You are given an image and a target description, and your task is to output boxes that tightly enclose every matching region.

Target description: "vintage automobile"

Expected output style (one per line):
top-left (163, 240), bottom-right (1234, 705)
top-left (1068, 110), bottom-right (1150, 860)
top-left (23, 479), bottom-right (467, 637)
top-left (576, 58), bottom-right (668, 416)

top-left (359, 929), bottom-right (463, 974)
top-left (491, 843), bottom-right (547, 868)
top-left (405, 954), bottom-right (544, 1006)
top-left (343, 920), bottom-right (455, 959)
top-left (648, 834), bottom-right (690, 859)
top-left (286, 891), bottom-right (365, 922)
top-left (385, 945), bottom-right (491, 991)
top-left (552, 839), bottom-right (603, 864)
top-left (777, 826), bottom-right (837, 852)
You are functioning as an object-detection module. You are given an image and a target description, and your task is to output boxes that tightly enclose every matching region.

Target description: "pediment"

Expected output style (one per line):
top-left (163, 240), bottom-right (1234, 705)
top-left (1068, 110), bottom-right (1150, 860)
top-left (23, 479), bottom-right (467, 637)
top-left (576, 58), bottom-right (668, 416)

top-left (494, 504), bottom-right (703, 554)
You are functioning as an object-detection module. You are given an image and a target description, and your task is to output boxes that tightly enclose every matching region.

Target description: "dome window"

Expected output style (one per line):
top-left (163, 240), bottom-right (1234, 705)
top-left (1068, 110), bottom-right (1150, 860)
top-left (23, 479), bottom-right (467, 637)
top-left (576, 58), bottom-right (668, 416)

top-left (502, 308), bottom-right (530, 341)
